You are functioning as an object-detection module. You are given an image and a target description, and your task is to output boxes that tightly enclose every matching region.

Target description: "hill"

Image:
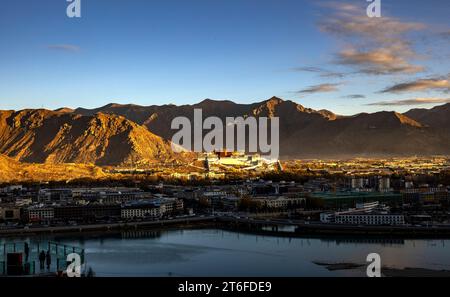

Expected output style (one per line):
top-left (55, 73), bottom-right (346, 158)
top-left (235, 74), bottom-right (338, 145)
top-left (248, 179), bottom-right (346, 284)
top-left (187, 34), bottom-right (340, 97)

top-left (0, 109), bottom-right (180, 166)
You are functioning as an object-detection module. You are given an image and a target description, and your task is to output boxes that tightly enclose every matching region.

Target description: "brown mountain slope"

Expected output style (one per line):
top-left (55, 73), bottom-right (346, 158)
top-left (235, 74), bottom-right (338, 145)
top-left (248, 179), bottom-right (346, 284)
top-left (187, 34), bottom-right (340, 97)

top-left (0, 153), bottom-right (106, 182)
top-left (283, 111), bottom-right (448, 158)
top-left (0, 109), bottom-right (178, 166)
top-left (0, 153), bottom-right (19, 180)
top-left (404, 103), bottom-right (450, 132)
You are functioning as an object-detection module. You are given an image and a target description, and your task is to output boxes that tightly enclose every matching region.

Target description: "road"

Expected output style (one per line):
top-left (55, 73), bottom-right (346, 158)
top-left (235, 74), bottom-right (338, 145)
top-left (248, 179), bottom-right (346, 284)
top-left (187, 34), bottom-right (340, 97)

top-left (0, 216), bottom-right (216, 236)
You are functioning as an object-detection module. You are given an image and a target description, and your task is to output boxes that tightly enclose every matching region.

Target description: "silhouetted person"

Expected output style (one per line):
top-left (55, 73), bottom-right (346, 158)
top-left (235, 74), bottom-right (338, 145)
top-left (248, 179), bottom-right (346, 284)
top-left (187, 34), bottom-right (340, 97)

top-left (24, 243), bottom-right (29, 262)
top-left (39, 251), bottom-right (46, 270)
top-left (46, 250), bottom-right (51, 270)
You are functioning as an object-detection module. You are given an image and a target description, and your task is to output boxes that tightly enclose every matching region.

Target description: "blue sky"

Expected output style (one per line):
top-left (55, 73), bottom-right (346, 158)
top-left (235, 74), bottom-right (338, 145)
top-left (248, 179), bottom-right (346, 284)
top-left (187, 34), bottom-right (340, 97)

top-left (0, 0), bottom-right (449, 115)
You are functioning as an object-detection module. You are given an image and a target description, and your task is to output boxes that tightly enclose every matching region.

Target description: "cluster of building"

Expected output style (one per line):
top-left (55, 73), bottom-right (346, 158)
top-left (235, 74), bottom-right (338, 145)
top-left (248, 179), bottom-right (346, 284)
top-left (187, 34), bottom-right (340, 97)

top-left (349, 176), bottom-right (392, 192)
top-left (1, 171), bottom-right (449, 227)
top-left (169, 151), bottom-right (282, 180)
top-left (283, 157), bottom-right (450, 176)
top-left (320, 202), bottom-right (405, 226)
top-left (0, 186), bottom-right (184, 224)
top-left (175, 180), bottom-right (306, 211)
top-left (0, 181), bottom-right (308, 225)
top-left (401, 185), bottom-right (449, 205)
top-left (201, 151), bottom-right (281, 171)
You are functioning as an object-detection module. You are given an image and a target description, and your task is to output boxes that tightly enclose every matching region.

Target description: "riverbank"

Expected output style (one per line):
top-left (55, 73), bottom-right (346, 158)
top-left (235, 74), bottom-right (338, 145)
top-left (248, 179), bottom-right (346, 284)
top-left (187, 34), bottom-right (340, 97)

top-left (294, 223), bottom-right (450, 238)
top-left (312, 261), bottom-right (450, 277)
top-left (219, 217), bottom-right (450, 238)
top-left (2, 217), bottom-right (450, 239)
top-left (0, 217), bottom-right (216, 237)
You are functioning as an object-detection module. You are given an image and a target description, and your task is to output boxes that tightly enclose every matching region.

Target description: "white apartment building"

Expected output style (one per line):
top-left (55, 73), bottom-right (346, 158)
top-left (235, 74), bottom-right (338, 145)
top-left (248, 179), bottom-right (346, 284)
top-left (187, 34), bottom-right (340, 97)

top-left (27, 206), bottom-right (55, 222)
top-left (255, 196), bottom-right (305, 209)
top-left (335, 213), bottom-right (404, 225)
top-left (121, 206), bottom-right (160, 219)
top-left (320, 200), bottom-right (404, 226)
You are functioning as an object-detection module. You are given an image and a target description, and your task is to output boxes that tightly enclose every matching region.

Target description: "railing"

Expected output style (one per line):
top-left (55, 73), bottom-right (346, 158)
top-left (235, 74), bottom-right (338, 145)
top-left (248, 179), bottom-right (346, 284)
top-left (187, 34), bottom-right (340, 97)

top-left (1, 241), bottom-right (84, 276)
top-left (21, 261), bottom-right (36, 275)
top-left (48, 242), bottom-right (85, 264)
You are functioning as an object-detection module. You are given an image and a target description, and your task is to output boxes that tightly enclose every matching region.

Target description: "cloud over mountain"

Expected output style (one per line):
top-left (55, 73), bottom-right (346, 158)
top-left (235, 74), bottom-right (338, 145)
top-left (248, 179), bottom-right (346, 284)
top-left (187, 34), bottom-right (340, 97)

top-left (367, 98), bottom-right (450, 106)
top-left (297, 83), bottom-right (341, 95)
top-left (342, 94), bottom-right (366, 99)
top-left (47, 44), bottom-right (81, 52)
top-left (336, 48), bottom-right (424, 75)
top-left (319, 2), bottom-right (426, 75)
top-left (381, 77), bottom-right (450, 93)
top-left (293, 67), bottom-right (345, 78)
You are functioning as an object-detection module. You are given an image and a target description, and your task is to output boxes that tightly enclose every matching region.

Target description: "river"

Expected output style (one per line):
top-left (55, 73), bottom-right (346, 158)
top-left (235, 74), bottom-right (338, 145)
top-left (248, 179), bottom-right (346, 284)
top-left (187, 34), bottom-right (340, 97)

top-left (2, 229), bottom-right (450, 277)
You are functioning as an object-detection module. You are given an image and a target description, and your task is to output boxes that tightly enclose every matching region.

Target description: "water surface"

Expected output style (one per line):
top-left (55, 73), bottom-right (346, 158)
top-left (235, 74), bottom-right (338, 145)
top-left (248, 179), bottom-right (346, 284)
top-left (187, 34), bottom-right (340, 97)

top-left (2, 229), bottom-right (450, 277)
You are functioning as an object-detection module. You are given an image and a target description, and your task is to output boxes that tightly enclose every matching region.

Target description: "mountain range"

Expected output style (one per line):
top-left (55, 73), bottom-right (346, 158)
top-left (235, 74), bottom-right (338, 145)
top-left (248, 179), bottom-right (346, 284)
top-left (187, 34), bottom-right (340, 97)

top-left (0, 97), bottom-right (449, 165)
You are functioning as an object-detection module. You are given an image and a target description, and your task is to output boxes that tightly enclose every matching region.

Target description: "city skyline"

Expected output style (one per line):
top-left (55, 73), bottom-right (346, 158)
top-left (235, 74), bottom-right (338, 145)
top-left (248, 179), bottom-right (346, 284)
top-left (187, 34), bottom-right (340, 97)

top-left (0, 0), bottom-right (449, 115)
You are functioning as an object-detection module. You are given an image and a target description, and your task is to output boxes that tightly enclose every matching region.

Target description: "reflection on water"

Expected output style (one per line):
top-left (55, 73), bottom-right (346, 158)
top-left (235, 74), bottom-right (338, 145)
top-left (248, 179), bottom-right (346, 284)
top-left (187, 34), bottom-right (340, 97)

top-left (2, 229), bottom-right (450, 277)
top-left (323, 238), bottom-right (406, 246)
top-left (121, 230), bottom-right (162, 239)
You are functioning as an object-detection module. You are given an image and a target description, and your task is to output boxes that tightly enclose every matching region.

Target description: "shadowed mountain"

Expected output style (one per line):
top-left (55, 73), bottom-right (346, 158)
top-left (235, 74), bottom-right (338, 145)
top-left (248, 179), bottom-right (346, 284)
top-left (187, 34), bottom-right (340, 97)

top-left (283, 111), bottom-right (448, 158)
top-left (405, 103), bottom-right (450, 133)
top-left (75, 97), bottom-right (336, 149)
top-left (73, 97), bottom-right (450, 158)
